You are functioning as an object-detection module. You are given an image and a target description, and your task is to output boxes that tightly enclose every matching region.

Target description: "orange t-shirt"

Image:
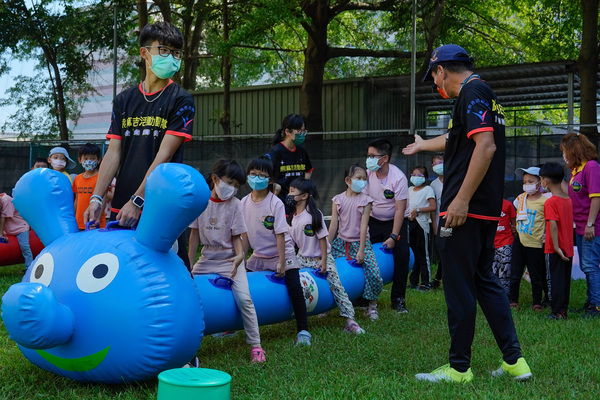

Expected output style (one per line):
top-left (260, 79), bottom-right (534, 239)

top-left (72, 173), bottom-right (106, 229)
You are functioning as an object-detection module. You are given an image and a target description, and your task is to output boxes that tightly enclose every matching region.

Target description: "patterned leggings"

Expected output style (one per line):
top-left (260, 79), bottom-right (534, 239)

top-left (492, 244), bottom-right (512, 296)
top-left (297, 253), bottom-right (355, 319)
top-left (330, 238), bottom-right (383, 301)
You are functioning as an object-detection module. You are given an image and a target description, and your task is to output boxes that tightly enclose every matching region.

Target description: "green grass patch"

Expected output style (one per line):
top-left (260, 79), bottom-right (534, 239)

top-left (1, 264), bottom-right (599, 399)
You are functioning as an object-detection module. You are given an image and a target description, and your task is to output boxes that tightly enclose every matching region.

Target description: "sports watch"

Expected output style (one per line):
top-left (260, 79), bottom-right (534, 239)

top-left (587, 221), bottom-right (594, 228)
top-left (131, 195), bottom-right (145, 209)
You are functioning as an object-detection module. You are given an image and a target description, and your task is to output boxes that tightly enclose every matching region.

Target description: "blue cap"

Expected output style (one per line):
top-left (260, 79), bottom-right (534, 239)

top-left (515, 167), bottom-right (540, 178)
top-left (423, 44), bottom-right (474, 82)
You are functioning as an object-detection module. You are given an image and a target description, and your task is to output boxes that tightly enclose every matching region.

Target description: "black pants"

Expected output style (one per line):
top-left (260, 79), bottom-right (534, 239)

top-left (438, 217), bottom-right (522, 372)
top-left (510, 237), bottom-right (548, 306)
top-left (408, 220), bottom-right (431, 286)
top-left (369, 217), bottom-right (410, 301)
top-left (285, 268), bottom-right (309, 332)
top-left (546, 253), bottom-right (572, 315)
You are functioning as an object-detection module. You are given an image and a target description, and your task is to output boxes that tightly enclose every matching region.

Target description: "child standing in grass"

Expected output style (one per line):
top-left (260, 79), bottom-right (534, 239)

top-left (329, 164), bottom-right (383, 321)
top-left (493, 198), bottom-right (517, 296)
top-left (288, 178), bottom-right (365, 335)
top-left (188, 159), bottom-right (265, 362)
top-left (72, 143), bottom-right (106, 230)
top-left (540, 162), bottom-right (573, 320)
top-left (48, 147), bottom-right (76, 184)
top-left (407, 165), bottom-right (437, 291)
top-left (241, 155), bottom-right (311, 346)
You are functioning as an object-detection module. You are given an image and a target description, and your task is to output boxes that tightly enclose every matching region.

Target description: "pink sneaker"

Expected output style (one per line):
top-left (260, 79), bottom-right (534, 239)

top-left (344, 321), bottom-right (365, 335)
top-left (250, 347), bottom-right (266, 363)
top-left (366, 306), bottom-right (379, 321)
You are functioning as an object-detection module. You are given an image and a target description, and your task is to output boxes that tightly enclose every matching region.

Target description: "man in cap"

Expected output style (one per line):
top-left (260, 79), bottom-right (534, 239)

top-left (403, 44), bottom-right (531, 382)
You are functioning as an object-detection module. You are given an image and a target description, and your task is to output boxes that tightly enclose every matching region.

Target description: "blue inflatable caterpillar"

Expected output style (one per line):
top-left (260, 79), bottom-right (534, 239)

top-left (1, 164), bottom-right (411, 383)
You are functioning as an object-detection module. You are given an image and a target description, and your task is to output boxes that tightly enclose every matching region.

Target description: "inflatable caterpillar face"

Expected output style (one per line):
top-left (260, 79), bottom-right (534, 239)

top-left (1, 164), bottom-right (210, 383)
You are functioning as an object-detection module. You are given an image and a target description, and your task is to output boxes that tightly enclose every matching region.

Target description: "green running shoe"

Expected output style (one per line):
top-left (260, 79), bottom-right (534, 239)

top-left (492, 357), bottom-right (532, 380)
top-left (415, 364), bottom-right (473, 383)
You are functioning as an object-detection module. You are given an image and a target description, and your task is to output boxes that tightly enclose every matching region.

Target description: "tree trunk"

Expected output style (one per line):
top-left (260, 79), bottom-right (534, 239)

top-left (137, 0), bottom-right (148, 82)
top-left (220, 0), bottom-right (232, 146)
top-left (577, 0), bottom-right (599, 142)
top-left (181, 1), bottom-right (209, 91)
top-left (300, 1), bottom-right (330, 133)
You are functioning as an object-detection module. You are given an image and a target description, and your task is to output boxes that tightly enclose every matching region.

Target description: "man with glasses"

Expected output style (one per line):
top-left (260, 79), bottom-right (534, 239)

top-left (84, 21), bottom-right (194, 268)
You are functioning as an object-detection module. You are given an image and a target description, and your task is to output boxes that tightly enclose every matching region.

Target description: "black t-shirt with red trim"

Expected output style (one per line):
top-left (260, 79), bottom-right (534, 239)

top-left (267, 142), bottom-right (313, 199)
top-left (107, 81), bottom-right (194, 210)
top-left (441, 78), bottom-right (506, 220)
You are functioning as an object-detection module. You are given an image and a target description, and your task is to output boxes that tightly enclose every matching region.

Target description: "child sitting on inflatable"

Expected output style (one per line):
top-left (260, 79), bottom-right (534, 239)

top-left (188, 159), bottom-right (266, 363)
top-left (0, 193), bottom-right (33, 269)
top-left (287, 178), bottom-right (365, 335)
top-left (329, 164), bottom-right (383, 321)
top-left (241, 156), bottom-right (311, 346)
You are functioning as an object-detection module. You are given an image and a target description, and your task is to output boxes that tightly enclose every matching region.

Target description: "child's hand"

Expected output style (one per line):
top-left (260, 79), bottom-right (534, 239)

top-left (317, 259), bottom-right (327, 274)
top-left (409, 209), bottom-right (417, 220)
top-left (356, 249), bottom-right (365, 264)
top-left (228, 254), bottom-right (245, 278)
top-left (555, 247), bottom-right (569, 262)
top-left (383, 237), bottom-right (395, 250)
top-left (276, 262), bottom-right (285, 277)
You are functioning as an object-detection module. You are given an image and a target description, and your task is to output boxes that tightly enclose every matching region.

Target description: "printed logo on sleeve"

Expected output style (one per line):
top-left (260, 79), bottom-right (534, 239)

top-left (303, 224), bottom-right (315, 237)
top-left (383, 189), bottom-right (395, 199)
top-left (263, 215), bottom-right (275, 230)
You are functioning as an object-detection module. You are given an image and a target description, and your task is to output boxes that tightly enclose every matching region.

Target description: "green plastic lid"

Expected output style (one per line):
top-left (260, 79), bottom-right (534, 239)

top-left (158, 368), bottom-right (232, 388)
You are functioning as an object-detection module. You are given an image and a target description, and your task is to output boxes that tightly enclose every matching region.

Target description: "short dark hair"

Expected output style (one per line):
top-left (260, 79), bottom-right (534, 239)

top-left (367, 138), bottom-right (393, 158)
top-left (345, 163), bottom-right (366, 179)
top-left (435, 61), bottom-right (474, 75)
top-left (207, 159), bottom-right (246, 189)
top-left (139, 21), bottom-right (184, 49)
top-left (412, 165), bottom-right (429, 180)
top-left (271, 114), bottom-right (305, 146)
top-left (32, 157), bottom-right (48, 167)
top-left (539, 162), bottom-right (564, 184)
top-left (248, 155), bottom-right (274, 177)
top-left (432, 153), bottom-right (444, 163)
top-left (78, 143), bottom-right (101, 158)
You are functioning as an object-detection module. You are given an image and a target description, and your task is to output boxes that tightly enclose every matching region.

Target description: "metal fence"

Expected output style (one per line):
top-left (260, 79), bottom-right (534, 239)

top-left (0, 124), bottom-right (597, 217)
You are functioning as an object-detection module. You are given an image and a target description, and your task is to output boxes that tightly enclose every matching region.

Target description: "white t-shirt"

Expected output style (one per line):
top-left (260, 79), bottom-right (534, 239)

top-left (241, 191), bottom-right (295, 257)
top-left (430, 177), bottom-right (443, 223)
top-left (408, 185), bottom-right (435, 233)
top-left (290, 207), bottom-right (330, 258)
top-left (365, 164), bottom-right (409, 220)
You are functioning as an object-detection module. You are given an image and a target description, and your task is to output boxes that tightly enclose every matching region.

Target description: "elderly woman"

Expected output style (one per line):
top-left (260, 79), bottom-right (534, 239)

top-left (560, 132), bottom-right (600, 318)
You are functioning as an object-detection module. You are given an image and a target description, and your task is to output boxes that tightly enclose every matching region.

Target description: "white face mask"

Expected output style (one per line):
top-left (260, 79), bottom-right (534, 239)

top-left (215, 179), bottom-right (237, 200)
top-left (51, 159), bottom-right (66, 170)
top-left (366, 157), bottom-right (381, 172)
top-left (523, 183), bottom-right (539, 195)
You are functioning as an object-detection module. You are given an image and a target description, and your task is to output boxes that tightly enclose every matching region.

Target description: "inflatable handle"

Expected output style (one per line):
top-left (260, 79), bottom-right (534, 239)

top-left (209, 276), bottom-right (234, 291)
top-left (380, 245), bottom-right (393, 254)
top-left (266, 272), bottom-right (286, 285)
top-left (0, 237), bottom-right (8, 243)
top-left (311, 269), bottom-right (328, 279)
top-left (85, 221), bottom-right (97, 231)
top-left (99, 220), bottom-right (136, 232)
top-left (348, 259), bottom-right (363, 268)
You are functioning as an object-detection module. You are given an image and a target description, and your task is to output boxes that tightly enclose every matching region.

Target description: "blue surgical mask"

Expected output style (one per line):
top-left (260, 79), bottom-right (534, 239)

top-left (81, 160), bottom-right (98, 172)
top-left (366, 157), bottom-right (381, 172)
top-left (351, 179), bottom-right (367, 193)
top-left (432, 163), bottom-right (443, 176)
top-left (148, 54), bottom-right (181, 80)
top-left (248, 175), bottom-right (269, 191)
top-left (410, 176), bottom-right (426, 186)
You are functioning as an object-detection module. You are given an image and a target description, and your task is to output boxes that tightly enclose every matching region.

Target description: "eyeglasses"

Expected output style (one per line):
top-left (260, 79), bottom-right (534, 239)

top-left (293, 129), bottom-right (308, 136)
top-left (248, 173), bottom-right (269, 179)
top-left (410, 174), bottom-right (425, 177)
top-left (145, 46), bottom-right (184, 60)
top-left (366, 154), bottom-right (385, 159)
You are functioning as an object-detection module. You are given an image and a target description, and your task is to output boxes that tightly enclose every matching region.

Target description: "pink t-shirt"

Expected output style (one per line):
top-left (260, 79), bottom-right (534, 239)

top-left (241, 191), bottom-right (295, 257)
top-left (189, 197), bottom-right (247, 252)
top-left (569, 160), bottom-right (600, 236)
top-left (0, 193), bottom-right (29, 236)
top-left (332, 191), bottom-right (373, 242)
top-left (365, 164), bottom-right (409, 220)
top-left (290, 207), bottom-right (330, 257)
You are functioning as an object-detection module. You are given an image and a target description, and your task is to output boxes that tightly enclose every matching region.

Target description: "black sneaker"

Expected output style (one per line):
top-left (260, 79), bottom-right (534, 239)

top-left (570, 301), bottom-right (591, 314)
top-left (418, 284), bottom-right (431, 292)
top-left (583, 306), bottom-right (600, 319)
top-left (391, 298), bottom-right (409, 314)
top-left (430, 279), bottom-right (441, 289)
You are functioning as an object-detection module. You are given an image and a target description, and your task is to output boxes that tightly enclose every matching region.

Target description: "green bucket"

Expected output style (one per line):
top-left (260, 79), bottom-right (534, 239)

top-left (157, 368), bottom-right (232, 400)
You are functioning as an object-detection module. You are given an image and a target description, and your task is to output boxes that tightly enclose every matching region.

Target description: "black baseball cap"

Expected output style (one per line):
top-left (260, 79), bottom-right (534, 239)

top-left (423, 44), bottom-right (474, 82)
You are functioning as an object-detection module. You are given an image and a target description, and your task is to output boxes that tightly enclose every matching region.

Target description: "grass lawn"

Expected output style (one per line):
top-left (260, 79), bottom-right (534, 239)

top-left (1, 263), bottom-right (599, 400)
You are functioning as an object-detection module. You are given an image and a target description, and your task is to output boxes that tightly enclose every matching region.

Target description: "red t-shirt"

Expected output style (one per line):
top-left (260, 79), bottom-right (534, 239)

top-left (544, 196), bottom-right (574, 256)
top-left (494, 199), bottom-right (516, 248)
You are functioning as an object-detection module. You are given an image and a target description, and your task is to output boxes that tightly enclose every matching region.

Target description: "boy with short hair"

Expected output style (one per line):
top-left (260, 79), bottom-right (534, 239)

top-left (48, 147), bottom-right (76, 183)
top-left (72, 143), bottom-right (106, 229)
top-left (364, 138), bottom-right (410, 313)
top-left (31, 157), bottom-right (49, 169)
top-left (540, 162), bottom-right (573, 319)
